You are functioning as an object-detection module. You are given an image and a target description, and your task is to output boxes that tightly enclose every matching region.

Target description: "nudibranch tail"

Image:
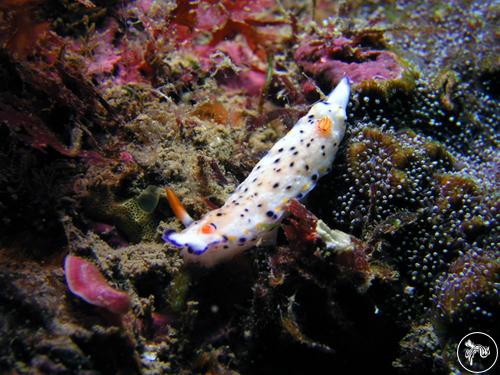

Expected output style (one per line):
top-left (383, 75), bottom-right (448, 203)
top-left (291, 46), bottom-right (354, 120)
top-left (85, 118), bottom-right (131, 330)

top-left (327, 77), bottom-right (350, 111)
top-left (165, 188), bottom-right (193, 227)
top-left (163, 78), bottom-right (351, 267)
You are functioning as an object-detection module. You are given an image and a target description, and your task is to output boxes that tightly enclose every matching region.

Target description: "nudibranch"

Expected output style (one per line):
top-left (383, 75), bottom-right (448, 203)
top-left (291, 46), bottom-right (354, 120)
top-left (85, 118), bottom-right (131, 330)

top-left (163, 78), bottom-right (351, 267)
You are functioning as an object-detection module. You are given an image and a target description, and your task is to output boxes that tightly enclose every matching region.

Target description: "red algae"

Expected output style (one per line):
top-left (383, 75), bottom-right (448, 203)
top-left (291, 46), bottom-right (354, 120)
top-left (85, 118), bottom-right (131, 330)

top-left (283, 199), bottom-right (319, 250)
top-left (0, 104), bottom-right (81, 156)
top-left (64, 255), bottom-right (130, 315)
top-left (295, 33), bottom-right (408, 92)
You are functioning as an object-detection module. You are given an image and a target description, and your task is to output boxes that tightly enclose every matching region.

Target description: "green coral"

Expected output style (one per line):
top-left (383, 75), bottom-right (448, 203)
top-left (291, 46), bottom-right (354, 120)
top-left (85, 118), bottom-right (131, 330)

top-left (85, 185), bottom-right (163, 242)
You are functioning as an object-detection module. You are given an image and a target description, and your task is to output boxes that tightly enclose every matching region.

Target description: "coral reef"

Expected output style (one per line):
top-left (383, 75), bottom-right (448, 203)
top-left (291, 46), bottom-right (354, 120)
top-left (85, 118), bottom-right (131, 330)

top-left (0, 254), bottom-right (141, 374)
top-left (0, 0), bottom-right (498, 374)
top-left (434, 249), bottom-right (499, 328)
top-left (393, 323), bottom-right (448, 375)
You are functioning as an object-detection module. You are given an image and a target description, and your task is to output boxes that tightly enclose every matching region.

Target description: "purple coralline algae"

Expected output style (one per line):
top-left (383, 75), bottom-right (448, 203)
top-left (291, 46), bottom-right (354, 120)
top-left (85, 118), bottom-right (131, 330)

top-left (295, 31), bottom-right (414, 94)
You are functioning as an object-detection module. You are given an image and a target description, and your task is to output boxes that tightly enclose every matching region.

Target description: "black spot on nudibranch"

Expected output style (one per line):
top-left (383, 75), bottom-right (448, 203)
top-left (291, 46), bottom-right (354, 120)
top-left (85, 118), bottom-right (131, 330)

top-left (290, 146), bottom-right (295, 151)
top-left (286, 185), bottom-right (292, 190)
top-left (290, 162), bottom-right (295, 167)
top-left (278, 148), bottom-right (284, 152)
top-left (300, 130), bottom-right (304, 134)
top-left (305, 165), bottom-right (309, 171)
top-left (273, 183), bottom-right (279, 188)
top-left (274, 158), bottom-right (280, 164)
top-left (239, 237), bottom-right (246, 243)
top-left (266, 211), bottom-right (274, 217)
top-left (293, 151), bottom-right (299, 155)
top-left (312, 174), bottom-right (318, 181)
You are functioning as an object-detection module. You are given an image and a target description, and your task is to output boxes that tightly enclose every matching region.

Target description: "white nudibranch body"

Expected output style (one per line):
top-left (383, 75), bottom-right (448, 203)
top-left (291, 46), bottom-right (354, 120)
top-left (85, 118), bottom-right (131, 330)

top-left (163, 78), bottom-right (351, 267)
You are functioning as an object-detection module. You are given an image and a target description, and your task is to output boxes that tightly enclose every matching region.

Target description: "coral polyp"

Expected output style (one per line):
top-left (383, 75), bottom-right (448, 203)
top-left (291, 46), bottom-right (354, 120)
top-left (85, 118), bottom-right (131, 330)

top-left (435, 249), bottom-right (499, 325)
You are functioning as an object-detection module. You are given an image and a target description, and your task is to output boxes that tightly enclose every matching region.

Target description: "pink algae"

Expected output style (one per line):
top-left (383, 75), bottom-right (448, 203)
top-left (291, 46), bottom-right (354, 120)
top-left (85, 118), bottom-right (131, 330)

top-left (295, 34), bottom-right (405, 89)
top-left (119, 151), bottom-right (135, 164)
top-left (64, 255), bottom-right (130, 315)
top-left (283, 199), bottom-right (320, 251)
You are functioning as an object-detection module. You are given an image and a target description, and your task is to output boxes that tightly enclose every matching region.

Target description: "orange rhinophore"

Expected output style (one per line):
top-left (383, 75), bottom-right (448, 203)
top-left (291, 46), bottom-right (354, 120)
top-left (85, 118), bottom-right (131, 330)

top-left (201, 223), bottom-right (216, 234)
top-left (165, 188), bottom-right (193, 226)
top-left (317, 116), bottom-right (332, 135)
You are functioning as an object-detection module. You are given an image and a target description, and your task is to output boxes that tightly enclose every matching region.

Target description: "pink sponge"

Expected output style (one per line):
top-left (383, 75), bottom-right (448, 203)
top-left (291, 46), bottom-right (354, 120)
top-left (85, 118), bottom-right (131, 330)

top-left (64, 255), bottom-right (130, 315)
